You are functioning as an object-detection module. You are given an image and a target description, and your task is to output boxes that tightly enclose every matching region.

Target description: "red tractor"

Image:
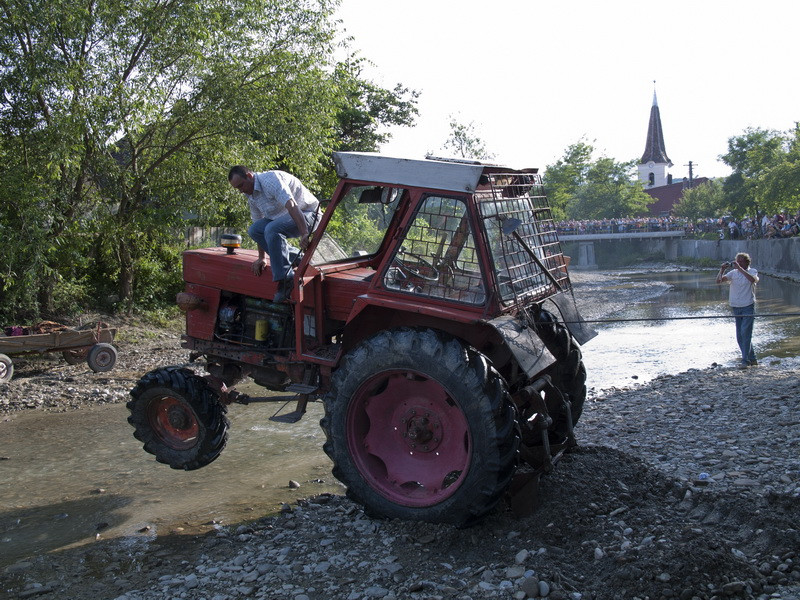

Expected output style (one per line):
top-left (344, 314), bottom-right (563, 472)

top-left (127, 152), bottom-right (595, 526)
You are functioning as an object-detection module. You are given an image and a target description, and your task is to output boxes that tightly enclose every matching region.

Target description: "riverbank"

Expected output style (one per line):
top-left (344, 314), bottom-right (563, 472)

top-left (2, 364), bottom-right (798, 600)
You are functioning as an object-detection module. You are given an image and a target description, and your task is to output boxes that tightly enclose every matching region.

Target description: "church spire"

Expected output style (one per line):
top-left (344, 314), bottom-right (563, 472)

top-left (640, 83), bottom-right (672, 166)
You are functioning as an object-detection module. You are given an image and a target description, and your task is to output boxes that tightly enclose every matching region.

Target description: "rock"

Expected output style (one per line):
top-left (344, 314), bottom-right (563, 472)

top-left (521, 576), bottom-right (539, 598)
top-left (538, 579), bottom-right (551, 597)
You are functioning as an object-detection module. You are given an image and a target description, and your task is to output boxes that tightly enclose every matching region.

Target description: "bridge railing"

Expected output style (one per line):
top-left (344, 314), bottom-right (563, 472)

top-left (557, 221), bottom-right (688, 236)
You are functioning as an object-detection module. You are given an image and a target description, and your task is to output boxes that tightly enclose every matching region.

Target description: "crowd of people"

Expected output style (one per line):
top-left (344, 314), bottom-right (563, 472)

top-left (556, 217), bottom-right (687, 235)
top-left (556, 211), bottom-right (800, 240)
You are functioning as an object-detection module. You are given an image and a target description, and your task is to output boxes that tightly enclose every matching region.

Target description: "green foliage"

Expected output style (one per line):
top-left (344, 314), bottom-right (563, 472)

top-left (721, 126), bottom-right (798, 217)
top-left (758, 124), bottom-right (800, 215)
top-left (673, 179), bottom-right (727, 220)
top-left (675, 256), bottom-right (720, 268)
top-left (442, 117), bottom-right (495, 161)
top-left (0, 0), bottom-right (418, 322)
top-left (544, 141), bottom-right (650, 219)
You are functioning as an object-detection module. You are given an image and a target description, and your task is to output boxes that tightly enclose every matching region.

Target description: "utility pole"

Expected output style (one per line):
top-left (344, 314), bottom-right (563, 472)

top-left (684, 161), bottom-right (696, 188)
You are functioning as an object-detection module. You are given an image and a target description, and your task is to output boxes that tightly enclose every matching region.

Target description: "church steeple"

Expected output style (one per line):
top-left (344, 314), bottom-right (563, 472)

top-left (641, 89), bottom-right (671, 165)
top-left (638, 84), bottom-right (673, 188)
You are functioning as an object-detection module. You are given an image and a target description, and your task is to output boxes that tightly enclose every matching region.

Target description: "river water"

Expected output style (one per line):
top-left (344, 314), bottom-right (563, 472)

top-left (2, 269), bottom-right (799, 566)
top-left (581, 269), bottom-right (800, 393)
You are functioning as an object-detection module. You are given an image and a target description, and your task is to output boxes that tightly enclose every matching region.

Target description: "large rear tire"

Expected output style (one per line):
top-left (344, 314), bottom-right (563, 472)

top-left (127, 366), bottom-right (229, 470)
top-left (536, 310), bottom-right (587, 438)
top-left (321, 328), bottom-right (519, 526)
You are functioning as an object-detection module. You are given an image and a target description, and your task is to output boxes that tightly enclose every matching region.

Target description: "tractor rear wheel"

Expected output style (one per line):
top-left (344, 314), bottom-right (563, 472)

top-left (536, 310), bottom-right (587, 439)
top-left (321, 328), bottom-right (519, 526)
top-left (127, 366), bottom-right (228, 470)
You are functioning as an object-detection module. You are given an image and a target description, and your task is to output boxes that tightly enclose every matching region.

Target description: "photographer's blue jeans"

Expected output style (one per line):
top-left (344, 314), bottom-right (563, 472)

top-left (732, 303), bottom-right (756, 364)
top-left (247, 211), bottom-right (316, 281)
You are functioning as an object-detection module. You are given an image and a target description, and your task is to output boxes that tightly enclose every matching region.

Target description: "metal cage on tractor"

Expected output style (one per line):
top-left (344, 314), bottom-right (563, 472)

top-left (127, 152), bottom-right (596, 526)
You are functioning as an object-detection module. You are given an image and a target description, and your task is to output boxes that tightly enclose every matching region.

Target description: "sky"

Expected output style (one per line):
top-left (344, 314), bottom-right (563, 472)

top-left (335, 0), bottom-right (799, 180)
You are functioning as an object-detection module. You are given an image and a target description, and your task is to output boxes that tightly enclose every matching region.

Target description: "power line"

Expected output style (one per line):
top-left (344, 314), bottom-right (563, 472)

top-left (568, 312), bottom-right (800, 325)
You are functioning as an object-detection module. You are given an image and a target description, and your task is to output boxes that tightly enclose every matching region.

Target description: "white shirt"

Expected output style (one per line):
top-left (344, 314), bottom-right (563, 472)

top-left (723, 267), bottom-right (758, 307)
top-left (247, 170), bottom-right (319, 222)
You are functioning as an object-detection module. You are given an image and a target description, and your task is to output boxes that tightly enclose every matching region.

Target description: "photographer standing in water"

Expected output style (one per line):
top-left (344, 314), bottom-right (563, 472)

top-left (716, 252), bottom-right (759, 368)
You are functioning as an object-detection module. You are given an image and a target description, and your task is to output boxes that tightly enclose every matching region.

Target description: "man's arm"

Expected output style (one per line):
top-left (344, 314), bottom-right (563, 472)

top-left (716, 264), bottom-right (728, 284)
top-left (252, 247), bottom-right (267, 276)
top-left (732, 261), bottom-right (757, 283)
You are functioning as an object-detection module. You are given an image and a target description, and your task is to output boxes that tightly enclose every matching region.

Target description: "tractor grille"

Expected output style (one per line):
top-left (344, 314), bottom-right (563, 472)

top-left (476, 172), bottom-right (569, 304)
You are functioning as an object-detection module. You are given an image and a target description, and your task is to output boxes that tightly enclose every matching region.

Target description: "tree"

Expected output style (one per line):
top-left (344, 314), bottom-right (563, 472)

top-left (316, 56), bottom-right (420, 192)
top-left (542, 141), bottom-right (594, 219)
top-left (544, 141), bottom-right (650, 219)
top-left (441, 117), bottom-right (495, 161)
top-left (758, 123), bottom-right (800, 216)
top-left (673, 179), bottom-right (727, 221)
top-left (721, 127), bottom-right (788, 218)
top-left (0, 0), bottom-right (418, 319)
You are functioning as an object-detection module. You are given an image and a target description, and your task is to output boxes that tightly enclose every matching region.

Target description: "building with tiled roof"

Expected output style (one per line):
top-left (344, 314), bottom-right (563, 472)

top-left (644, 176), bottom-right (709, 216)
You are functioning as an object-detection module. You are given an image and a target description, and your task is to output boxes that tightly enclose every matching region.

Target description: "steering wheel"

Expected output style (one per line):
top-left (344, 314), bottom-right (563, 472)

top-left (393, 248), bottom-right (439, 281)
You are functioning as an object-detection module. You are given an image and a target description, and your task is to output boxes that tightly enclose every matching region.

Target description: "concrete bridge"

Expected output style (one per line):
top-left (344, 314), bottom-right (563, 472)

top-left (558, 230), bottom-right (685, 268)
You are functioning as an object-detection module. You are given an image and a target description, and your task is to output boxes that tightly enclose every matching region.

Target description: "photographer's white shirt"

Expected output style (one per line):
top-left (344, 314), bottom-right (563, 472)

top-left (723, 268), bottom-right (759, 307)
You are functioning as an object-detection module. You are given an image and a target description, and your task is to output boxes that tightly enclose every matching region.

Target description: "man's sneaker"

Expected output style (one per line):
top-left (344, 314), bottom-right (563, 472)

top-left (748, 359), bottom-right (758, 366)
top-left (738, 361), bottom-right (749, 369)
top-left (273, 275), bottom-right (293, 303)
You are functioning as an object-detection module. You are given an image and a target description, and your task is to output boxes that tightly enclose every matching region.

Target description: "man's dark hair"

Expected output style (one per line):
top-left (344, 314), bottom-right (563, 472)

top-left (228, 165), bottom-right (250, 181)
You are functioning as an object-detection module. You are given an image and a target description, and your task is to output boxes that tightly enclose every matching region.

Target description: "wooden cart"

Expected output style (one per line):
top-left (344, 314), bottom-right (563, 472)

top-left (0, 326), bottom-right (118, 382)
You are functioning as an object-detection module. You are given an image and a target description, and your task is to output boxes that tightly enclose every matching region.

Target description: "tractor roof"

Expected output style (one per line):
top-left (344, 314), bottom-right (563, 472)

top-left (332, 152), bottom-right (538, 194)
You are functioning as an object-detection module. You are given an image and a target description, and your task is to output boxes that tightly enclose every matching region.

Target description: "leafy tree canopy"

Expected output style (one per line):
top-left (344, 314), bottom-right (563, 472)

top-left (721, 126), bottom-right (798, 218)
top-left (441, 117), bottom-right (495, 161)
top-left (0, 0), bottom-right (418, 320)
top-left (673, 179), bottom-right (727, 221)
top-left (544, 141), bottom-right (650, 219)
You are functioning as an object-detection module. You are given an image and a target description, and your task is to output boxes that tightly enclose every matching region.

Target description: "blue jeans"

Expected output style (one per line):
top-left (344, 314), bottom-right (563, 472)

top-left (247, 211), bottom-right (317, 281)
top-left (732, 304), bottom-right (756, 364)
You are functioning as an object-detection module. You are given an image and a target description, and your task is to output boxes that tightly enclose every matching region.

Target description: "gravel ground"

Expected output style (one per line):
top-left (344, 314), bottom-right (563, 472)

top-left (1, 273), bottom-right (799, 600)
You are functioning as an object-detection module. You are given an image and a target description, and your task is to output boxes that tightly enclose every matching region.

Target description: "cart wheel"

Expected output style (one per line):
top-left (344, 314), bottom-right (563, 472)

top-left (63, 348), bottom-right (89, 365)
top-left (87, 343), bottom-right (117, 372)
top-left (0, 354), bottom-right (13, 382)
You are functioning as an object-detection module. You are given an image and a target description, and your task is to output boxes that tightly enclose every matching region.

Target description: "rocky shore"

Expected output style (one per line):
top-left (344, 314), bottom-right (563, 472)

top-left (1, 271), bottom-right (799, 600)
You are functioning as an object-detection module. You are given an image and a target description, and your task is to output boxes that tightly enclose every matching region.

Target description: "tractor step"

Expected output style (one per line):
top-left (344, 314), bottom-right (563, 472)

top-left (268, 390), bottom-right (312, 424)
top-left (286, 383), bottom-right (318, 394)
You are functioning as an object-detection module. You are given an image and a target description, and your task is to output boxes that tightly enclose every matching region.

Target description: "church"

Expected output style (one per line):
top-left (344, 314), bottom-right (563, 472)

top-left (638, 89), bottom-right (708, 215)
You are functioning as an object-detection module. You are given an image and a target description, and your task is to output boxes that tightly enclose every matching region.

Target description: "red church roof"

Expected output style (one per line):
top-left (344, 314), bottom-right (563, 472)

top-left (644, 178), bottom-right (709, 215)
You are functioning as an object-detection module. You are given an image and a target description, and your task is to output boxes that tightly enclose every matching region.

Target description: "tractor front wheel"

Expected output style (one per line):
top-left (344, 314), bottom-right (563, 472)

top-left (127, 367), bottom-right (229, 470)
top-left (321, 328), bottom-right (518, 526)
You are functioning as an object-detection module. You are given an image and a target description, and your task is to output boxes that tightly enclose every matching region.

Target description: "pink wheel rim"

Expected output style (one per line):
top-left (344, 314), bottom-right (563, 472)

top-left (346, 370), bottom-right (471, 507)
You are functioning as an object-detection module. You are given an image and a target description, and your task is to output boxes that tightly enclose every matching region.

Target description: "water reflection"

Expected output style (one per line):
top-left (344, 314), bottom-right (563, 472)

top-left (582, 270), bottom-right (800, 393)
